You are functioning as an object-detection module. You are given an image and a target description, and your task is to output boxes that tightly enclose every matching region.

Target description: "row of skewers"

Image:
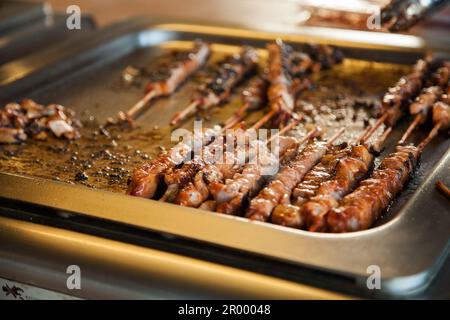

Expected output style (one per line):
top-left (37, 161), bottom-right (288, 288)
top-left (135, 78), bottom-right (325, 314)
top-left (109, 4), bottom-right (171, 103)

top-left (127, 39), bottom-right (449, 233)
top-left (112, 39), bottom-right (343, 127)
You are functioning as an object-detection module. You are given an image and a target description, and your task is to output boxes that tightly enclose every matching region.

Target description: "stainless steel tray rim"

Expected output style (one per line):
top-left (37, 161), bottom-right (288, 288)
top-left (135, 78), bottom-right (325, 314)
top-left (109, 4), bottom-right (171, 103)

top-left (144, 22), bottom-right (426, 51)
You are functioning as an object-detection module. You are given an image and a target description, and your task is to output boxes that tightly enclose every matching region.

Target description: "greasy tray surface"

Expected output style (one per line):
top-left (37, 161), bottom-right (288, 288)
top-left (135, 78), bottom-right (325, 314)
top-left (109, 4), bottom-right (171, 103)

top-left (0, 20), bottom-right (449, 295)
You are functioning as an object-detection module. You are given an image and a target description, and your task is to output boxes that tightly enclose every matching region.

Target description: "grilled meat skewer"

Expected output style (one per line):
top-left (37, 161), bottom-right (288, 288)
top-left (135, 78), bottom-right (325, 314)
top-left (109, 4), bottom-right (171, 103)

top-left (128, 126), bottom-right (222, 198)
top-left (131, 76), bottom-right (286, 202)
top-left (170, 46), bottom-right (259, 126)
top-left (115, 41), bottom-right (210, 124)
top-left (270, 124), bottom-right (385, 228)
top-left (398, 64), bottom-right (449, 144)
top-left (361, 57), bottom-right (433, 142)
top-left (233, 42), bottom-right (343, 129)
top-left (327, 132), bottom-right (438, 233)
top-left (160, 112), bottom-right (298, 203)
top-left (326, 110), bottom-right (449, 233)
top-left (212, 127), bottom-right (321, 215)
top-left (223, 76), bottom-right (269, 128)
top-left (174, 120), bottom-right (301, 207)
top-left (270, 143), bottom-right (350, 228)
top-left (159, 129), bottom-right (237, 202)
top-left (222, 43), bottom-right (343, 129)
top-left (398, 86), bottom-right (443, 145)
top-left (266, 40), bottom-right (308, 127)
top-left (212, 137), bottom-right (298, 214)
top-left (245, 128), bottom-right (344, 222)
top-left (303, 127), bottom-right (392, 232)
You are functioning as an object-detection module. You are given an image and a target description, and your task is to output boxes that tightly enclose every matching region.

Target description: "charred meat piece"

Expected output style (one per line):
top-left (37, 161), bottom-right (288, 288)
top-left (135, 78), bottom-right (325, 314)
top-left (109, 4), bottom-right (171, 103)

top-left (302, 144), bottom-right (374, 232)
top-left (128, 128), bottom-right (221, 199)
top-left (170, 46), bottom-right (259, 125)
top-left (145, 40), bottom-right (211, 95)
top-left (115, 41), bottom-right (211, 124)
top-left (271, 143), bottom-right (350, 228)
top-left (0, 99), bottom-right (80, 144)
top-left (245, 140), bottom-right (330, 222)
top-left (211, 136), bottom-right (300, 215)
top-left (327, 145), bottom-right (421, 232)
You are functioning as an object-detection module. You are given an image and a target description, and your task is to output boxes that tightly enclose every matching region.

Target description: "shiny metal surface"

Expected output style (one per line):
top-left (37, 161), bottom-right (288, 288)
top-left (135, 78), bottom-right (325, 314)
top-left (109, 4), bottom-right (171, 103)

top-left (0, 14), bottom-right (96, 65)
top-left (0, 216), bottom-right (349, 299)
top-left (0, 17), bottom-right (433, 102)
top-left (0, 19), bottom-right (449, 297)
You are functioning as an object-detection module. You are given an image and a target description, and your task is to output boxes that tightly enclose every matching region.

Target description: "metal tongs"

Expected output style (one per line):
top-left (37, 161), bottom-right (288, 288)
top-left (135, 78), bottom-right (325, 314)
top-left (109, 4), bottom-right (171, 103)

top-left (381, 0), bottom-right (448, 31)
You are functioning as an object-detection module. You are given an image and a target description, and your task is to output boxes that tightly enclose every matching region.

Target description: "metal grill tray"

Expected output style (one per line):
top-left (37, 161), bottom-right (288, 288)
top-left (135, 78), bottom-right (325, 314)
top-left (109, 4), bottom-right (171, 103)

top-left (0, 18), bottom-right (449, 297)
top-left (0, 14), bottom-right (96, 65)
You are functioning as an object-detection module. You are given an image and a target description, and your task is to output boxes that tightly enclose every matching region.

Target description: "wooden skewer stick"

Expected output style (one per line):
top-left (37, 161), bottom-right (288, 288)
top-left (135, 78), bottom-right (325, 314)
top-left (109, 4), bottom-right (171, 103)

top-left (300, 126), bottom-right (321, 144)
top-left (357, 123), bottom-right (374, 144)
top-left (417, 123), bottom-right (441, 152)
top-left (170, 100), bottom-right (200, 126)
top-left (250, 109), bottom-right (277, 130)
top-left (398, 114), bottom-right (423, 145)
top-left (360, 113), bottom-right (388, 143)
top-left (326, 128), bottom-right (345, 146)
top-left (264, 118), bottom-right (301, 146)
top-left (358, 117), bottom-right (390, 145)
top-left (224, 113), bottom-right (245, 130)
top-left (224, 102), bottom-right (251, 127)
top-left (371, 127), bottom-right (392, 152)
top-left (436, 180), bottom-right (450, 200)
top-left (110, 90), bottom-right (160, 125)
top-left (126, 90), bottom-right (159, 120)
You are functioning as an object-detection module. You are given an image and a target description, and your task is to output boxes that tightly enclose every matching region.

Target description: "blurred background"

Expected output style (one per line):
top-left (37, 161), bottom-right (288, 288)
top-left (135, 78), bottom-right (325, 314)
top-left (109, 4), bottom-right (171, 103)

top-left (27, 0), bottom-right (450, 32)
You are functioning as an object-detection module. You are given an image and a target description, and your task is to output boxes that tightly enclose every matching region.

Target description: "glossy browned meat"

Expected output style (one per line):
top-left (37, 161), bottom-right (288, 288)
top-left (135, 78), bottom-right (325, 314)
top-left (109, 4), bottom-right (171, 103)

top-left (171, 46), bottom-right (259, 125)
top-left (327, 145), bottom-right (420, 232)
top-left (303, 144), bottom-right (374, 232)
top-left (240, 76), bottom-right (269, 113)
top-left (433, 101), bottom-right (450, 130)
top-left (246, 140), bottom-right (329, 222)
top-left (174, 138), bottom-right (252, 207)
top-left (212, 137), bottom-right (298, 215)
top-left (271, 144), bottom-right (349, 228)
top-left (267, 41), bottom-right (297, 125)
top-left (381, 57), bottom-right (432, 125)
top-left (146, 40), bottom-right (211, 95)
top-left (409, 86), bottom-right (442, 120)
top-left (128, 142), bottom-right (192, 198)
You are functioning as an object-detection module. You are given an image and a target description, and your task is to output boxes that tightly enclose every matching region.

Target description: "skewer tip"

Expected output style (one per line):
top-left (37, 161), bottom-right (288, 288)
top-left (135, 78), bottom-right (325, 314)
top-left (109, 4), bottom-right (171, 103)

top-left (326, 127), bottom-right (345, 145)
top-left (398, 114), bottom-right (422, 145)
top-left (417, 123), bottom-right (442, 151)
top-left (170, 100), bottom-right (199, 126)
top-left (361, 113), bottom-right (388, 143)
top-left (436, 180), bottom-right (450, 200)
